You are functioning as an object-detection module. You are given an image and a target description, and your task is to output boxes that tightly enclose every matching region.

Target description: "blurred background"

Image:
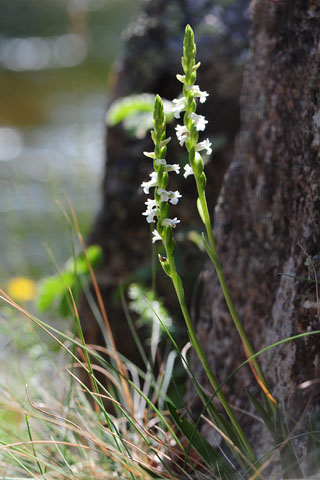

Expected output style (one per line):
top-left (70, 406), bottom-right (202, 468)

top-left (0, 0), bottom-right (143, 286)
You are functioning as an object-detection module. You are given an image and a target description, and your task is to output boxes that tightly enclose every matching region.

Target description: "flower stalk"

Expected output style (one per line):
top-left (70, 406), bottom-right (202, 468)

top-left (174, 24), bottom-right (275, 405)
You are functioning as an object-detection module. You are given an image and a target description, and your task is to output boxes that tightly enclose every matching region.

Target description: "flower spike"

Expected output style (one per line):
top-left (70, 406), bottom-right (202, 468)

top-left (141, 95), bottom-right (181, 251)
top-left (139, 27), bottom-right (272, 466)
top-left (171, 25), bottom-right (274, 432)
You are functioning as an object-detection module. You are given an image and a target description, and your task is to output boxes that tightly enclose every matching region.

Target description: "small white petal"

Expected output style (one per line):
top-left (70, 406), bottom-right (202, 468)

top-left (183, 164), bottom-right (193, 178)
top-left (157, 188), bottom-right (170, 202)
top-left (142, 209), bottom-right (157, 223)
top-left (165, 163), bottom-right (180, 174)
top-left (142, 198), bottom-right (158, 223)
top-left (191, 85), bottom-right (209, 103)
top-left (169, 191), bottom-right (182, 205)
top-left (161, 217), bottom-right (180, 228)
top-left (175, 124), bottom-right (189, 146)
top-left (157, 188), bottom-right (182, 205)
top-left (189, 112), bottom-right (208, 131)
top-left (195, 139), bottom-right (212, 156)
top-left (152, 230), bottom-right (162, 243)
top-left (172, 97), bottom-right (186, 119)
top-left (146, 214), bottom-right (157, 223)
top-left (145, 198), bottom-right (157, 209)
top-left (141, 172), bottom-right (158, 194)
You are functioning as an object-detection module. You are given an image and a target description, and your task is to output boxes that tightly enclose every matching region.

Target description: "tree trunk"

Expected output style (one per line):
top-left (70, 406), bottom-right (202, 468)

top-left (190, 0), bottom-right (320, 468)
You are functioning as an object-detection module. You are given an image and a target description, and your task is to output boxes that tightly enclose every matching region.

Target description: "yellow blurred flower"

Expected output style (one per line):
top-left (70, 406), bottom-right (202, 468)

top-left (7, 277), bottom-right (36, 302)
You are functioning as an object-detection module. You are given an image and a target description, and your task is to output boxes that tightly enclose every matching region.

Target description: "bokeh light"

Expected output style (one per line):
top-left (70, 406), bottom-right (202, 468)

top-left (0, 0), bottom-right (143, 281)
top-left (0, 127), bottom-right (23, 161)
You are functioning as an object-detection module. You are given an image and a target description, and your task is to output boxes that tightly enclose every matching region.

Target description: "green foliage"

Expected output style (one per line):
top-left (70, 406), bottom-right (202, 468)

top-left (106, 94), bottom-right (174, 138)
top-left (37, 245), bottom-right (102, 317)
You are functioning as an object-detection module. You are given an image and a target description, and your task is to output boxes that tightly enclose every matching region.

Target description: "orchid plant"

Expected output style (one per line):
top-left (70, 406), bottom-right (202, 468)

top-left (139, 22), bottom-right (291, 469)
top-left (140, 25), bottom-right (260, 463)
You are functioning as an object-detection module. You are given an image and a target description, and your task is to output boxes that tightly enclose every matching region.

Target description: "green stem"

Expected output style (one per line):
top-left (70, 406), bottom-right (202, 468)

top-left (165, 246), bottom-right (256, 462)
top-left (196, 185), bottom-right (270, 392)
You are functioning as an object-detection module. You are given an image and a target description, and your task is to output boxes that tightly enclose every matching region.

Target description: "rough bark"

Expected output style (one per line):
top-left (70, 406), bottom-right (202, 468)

top-left (190, 0), bottom-right (320, 466)
top-left (80, 0), bottom-right (250, 363)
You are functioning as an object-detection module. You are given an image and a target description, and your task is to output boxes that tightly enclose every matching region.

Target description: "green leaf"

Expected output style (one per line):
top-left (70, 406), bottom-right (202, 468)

top-left (106, 94), bottom-right (174, 139)
top-left (58, 291), bottom-right (73, 317)
top-left (167, 402), bottom-right (235, 478)
top-left (247, 390), bottom-right (274, 436)
top-left (107, 94), bottom-right (155, 126)
top-left (65, 245), bottom-right (102, 275)
top-left (197, 197), bottom-right (206, 224)
top-left (37, 246), bottom-right (101, 316)
top-left (37, 272), bottom-right (74, 312)
top-left (263, 391), bottom-right (275, 420)
top-left (86, 244), bottom-right (102, 266)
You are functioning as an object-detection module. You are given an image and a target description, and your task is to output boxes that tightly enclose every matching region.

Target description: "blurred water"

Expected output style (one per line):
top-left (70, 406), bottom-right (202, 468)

top-left (0, 92), bottom-right (106, 280)
top-left (0, 34), bottom-right (87, 71)
top-left (0, 0), bottom-right (143, 282)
